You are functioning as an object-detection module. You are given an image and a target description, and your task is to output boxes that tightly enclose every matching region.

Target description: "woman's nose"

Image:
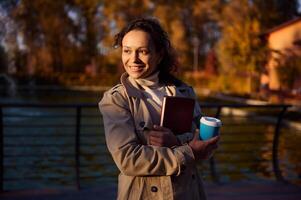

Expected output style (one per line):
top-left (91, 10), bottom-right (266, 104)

top-left (131, 51), bottom-right (140, 62)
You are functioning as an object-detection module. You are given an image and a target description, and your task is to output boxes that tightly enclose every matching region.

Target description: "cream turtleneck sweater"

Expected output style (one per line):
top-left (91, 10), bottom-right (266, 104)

top-left (129, 71), bottom-right (171, 107)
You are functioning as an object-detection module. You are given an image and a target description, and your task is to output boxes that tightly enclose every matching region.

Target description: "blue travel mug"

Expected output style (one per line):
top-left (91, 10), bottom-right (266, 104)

top-left (200, 117), bottom-right (222, 140)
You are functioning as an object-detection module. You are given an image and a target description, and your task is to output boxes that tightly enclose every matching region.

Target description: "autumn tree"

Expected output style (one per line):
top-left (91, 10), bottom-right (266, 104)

top-left (152, 0), bottom-right (224, 71)
top-left (8, 0), bottom-right (105, 76)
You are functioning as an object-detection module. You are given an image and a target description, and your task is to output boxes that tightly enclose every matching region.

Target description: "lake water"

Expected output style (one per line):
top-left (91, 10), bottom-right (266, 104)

top-left (1, 90), bottom-right (301, 190)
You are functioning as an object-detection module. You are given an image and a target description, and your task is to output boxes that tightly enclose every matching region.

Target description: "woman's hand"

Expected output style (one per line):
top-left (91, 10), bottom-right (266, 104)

top-left (148, 125), bottom-right (179, 147)
top-left (188, 129), bottom-right (219, 160)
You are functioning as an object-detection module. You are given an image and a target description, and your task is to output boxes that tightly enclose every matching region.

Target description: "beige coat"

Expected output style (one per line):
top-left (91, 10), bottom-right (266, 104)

top-left (99, 73), bottom-right (206, 200)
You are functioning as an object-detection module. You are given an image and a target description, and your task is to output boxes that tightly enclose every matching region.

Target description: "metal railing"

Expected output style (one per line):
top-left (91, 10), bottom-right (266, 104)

top-left (202, 103), bottom-right (292, 183)
top-left (0, 103), bottom-right (296, 192)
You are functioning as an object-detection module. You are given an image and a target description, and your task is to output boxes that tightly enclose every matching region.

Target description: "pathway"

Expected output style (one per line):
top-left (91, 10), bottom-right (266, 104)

top-left (1, 180), bottom-right (301, 200)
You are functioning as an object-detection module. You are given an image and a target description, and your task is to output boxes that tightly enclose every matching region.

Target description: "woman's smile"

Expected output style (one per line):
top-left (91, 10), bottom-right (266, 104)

top-left (121, 30), bottom-right (161, 79)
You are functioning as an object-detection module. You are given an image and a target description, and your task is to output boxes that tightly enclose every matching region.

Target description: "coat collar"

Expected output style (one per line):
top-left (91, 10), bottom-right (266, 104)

top-left (120, 72), bottom-right (191, 98)
top-left (120, 73), bottom-right (144, 98)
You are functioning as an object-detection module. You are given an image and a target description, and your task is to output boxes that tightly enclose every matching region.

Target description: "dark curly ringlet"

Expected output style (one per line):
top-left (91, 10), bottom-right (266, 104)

top-left (114, 17), bottom-right (180, 85)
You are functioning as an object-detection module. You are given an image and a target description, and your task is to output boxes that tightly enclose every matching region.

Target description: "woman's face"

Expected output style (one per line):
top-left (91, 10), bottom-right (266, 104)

top-left (122, 30), bottom-right (161, 79)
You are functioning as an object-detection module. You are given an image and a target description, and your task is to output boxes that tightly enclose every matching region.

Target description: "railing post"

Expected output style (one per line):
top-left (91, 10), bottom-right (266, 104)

top-left (272, 106), bottom-right (288, 182)
top-left (75, 106), bottom-right (81, 190)
top-left (209, 106), bottom-right (222, 183)
top-left (0, 107), bottom-right (3, 192)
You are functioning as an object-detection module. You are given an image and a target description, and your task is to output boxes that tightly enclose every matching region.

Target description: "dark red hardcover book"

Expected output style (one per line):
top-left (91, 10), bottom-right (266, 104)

top-left (160, 96), bottom-right (195, 135)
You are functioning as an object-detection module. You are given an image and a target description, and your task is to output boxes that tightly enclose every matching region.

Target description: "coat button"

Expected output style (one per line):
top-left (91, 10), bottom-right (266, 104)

top-left (151, 186), bottom-right (158, 192)
top-left (139, 121), bottom-right (145, 127)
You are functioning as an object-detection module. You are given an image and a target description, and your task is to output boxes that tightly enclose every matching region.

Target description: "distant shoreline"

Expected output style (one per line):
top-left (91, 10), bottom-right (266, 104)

top-left (0, 85), bottom-right (112, 92)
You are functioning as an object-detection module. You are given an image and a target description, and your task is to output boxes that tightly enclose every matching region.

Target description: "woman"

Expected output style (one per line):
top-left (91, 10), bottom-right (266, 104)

top-left (99, 17), bottom-right (219, 200)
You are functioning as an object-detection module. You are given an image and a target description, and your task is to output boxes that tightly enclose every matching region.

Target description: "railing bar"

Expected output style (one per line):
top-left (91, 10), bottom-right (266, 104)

top-left (220, 141), bottom-right (273, 144)
top-left (199, 104), bottom-right (292, 108)
top-left (3, 134), bottom-right (102, 137)
top-left (3, 125), bottom-right (101, 127)
top-left (4, 155), bottom-right (110, 159)
top-left (3, 125), bottom-right (78, 127)
top-left (214, 159), bottom-right (271, 163)
top-left (3, 164), bottom-right (114, 168)
top-left (216, 151), bottom-right (273, 155)
top-left (4, 177), bottom-right (77, 181)
top-left (4, 142), bottom-right (104, 145)
top-left (0, 103), bottom-right (97, 108)
top-left (225, 123), bottom-right (278, 126)
top-left (4, 144), bottom-right (76, 147)
top-left (214, 170), bottom-right (273, 174)
top-left (209, 106), bottom-right (222, 183)
top-left (79, 176), bottom-right (116, 179)
top-left (216, 150), bottom-right (272, 154)
top-left (4, 164), bottom-right (75, 168)
top-left (272, 106), bottom-right (288, 182)
top-left (218, 131), bottom-right (274, 134)
top-left (4, 145), bottom-right (105, 148)
top-left (0, 107), bottom-right (3, 192)
top-left (4, 154), bottom-right (76, 157)
top-left (3, 175), bottom-right (116, 181)
top-left (77, 125), bottom-right (102, 127)
top-left (4, 135), bottom-right (75, 138)
top-left (3, 115), bottom-right (75, 118)
top-left (75, 106), bottom-right (81, 190)
top-left (2, 115), bottom-right (100, 118)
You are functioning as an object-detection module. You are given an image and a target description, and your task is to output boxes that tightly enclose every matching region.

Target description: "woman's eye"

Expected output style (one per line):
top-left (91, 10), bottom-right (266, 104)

top-left (139, 50), bottom-right (149, 55)
top-left (123, 49), bottom-right (131, 54)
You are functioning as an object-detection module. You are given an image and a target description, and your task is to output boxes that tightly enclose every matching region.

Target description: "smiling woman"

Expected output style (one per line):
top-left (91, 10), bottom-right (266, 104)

top-left (99, 18), bottom-right (220, 200)
top-left (121, 30), bottom-right (161, 79)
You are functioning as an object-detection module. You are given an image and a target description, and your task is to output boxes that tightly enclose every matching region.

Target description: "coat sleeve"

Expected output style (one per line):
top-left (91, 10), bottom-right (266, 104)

top-left (99, 89), bottom-right (195, 176)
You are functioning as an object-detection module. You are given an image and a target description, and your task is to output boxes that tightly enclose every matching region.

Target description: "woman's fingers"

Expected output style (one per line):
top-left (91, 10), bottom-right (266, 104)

top-left (205, 136), bottom-right (220, 146)
top-left (148, 131), bottom-right (162, 138)
top-left (149, 135), bottom-right (164, 146)
top-left (153, 125), bottom-right (171, 132)
top-left (148, 129), bottom-right (179, 147)
top-left (193, 129), bottom-right (200, 140)
top-left (189, 134), bottom-right (220, 160)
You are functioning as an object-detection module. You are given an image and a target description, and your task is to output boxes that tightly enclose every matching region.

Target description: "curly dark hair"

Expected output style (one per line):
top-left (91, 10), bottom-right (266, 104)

top-left (114, 17), bottom-right (180, 84)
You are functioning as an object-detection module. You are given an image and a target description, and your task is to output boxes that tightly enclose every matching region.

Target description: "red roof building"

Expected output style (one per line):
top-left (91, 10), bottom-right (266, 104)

top-left (263, 17), bottom-right (301, 92)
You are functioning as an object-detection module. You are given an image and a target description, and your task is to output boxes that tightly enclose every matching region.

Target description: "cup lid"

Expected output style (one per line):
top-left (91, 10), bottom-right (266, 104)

top-left (200, 117), bottom-right (222, 127)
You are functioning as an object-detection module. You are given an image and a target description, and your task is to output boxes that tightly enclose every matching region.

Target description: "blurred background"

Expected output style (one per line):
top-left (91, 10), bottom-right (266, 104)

top-left (0, 0), bottom-right (301, 102)
top-left (0, 0), bottom-right (301, 198)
